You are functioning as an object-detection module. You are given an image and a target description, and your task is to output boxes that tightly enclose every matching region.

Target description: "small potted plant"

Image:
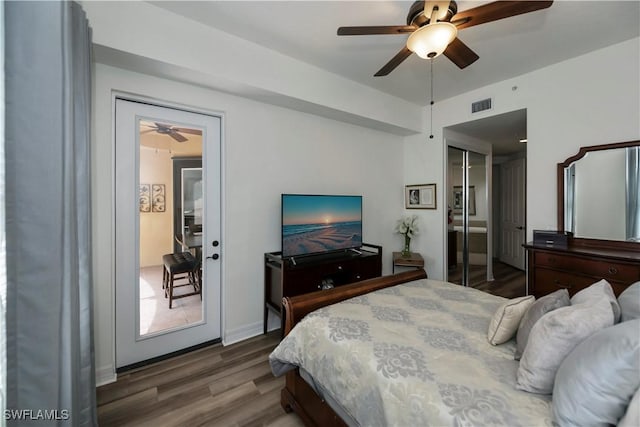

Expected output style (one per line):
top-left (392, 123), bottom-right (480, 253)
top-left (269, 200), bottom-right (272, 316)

top-left (395, 215), bottom-right (419, 257)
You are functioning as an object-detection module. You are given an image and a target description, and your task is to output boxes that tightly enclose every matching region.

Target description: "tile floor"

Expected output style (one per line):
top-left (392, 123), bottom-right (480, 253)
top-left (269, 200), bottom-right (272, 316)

top-left (139, 265), bottom-right (203, 335)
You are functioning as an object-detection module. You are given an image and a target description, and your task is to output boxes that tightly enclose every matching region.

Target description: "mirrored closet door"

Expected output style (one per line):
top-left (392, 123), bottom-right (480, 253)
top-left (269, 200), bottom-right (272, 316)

top-left (447, 146), bottom-right (490, 286)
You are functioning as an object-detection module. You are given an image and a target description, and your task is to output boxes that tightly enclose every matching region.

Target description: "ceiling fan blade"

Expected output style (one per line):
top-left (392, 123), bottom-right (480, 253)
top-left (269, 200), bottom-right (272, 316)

top-left (338, 25), bottom-right (416, 36)
top-left (169, 132), bottom-right (188, 143)
top-left (374, 46), bottom-right (413, 77)
top-left (154, 122), bottom-right (174, 129)
top-left (452, 1), bottom-right (553, 30)
top-left (140, 129), bottom-right (156, 135)
top-left (443, 37), bottom-right (479, 69)
top-left (173, 128), bottom-right (203, 136)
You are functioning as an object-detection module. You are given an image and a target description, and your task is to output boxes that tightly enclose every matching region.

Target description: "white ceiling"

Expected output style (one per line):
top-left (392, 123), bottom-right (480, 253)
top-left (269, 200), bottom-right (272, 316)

top-left (145, 1), bottom-right (638, 154)
top-left (151, 1), bottom-right (639, 106)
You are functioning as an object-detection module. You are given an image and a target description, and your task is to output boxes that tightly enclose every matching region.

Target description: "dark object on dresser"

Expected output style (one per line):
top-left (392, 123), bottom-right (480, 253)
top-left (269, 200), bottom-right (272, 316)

top-left (533, 230), bottom-right (572, 249)
top-left (524, 241), bottom-right (640, 298)
top-left (263, 244), bottom-right (382, 334)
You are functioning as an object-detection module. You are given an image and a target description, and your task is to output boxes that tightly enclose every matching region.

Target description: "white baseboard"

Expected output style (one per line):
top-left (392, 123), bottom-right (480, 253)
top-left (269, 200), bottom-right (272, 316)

top-left (95, 364), bottom-right (117, 387)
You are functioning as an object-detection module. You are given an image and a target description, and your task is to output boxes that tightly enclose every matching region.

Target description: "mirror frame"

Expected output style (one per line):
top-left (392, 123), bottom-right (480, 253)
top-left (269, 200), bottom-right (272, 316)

top-left (557, 139), bottom-right (640, 249)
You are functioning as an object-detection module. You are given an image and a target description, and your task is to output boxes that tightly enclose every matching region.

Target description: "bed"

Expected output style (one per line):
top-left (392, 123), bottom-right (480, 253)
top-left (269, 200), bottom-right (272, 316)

top-left (269, 269), bottom-right (640, 427)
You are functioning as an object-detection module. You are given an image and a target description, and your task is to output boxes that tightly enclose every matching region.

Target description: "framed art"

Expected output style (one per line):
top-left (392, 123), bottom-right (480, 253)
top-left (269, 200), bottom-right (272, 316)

top-left (139, 184), bottom-right (151, 213)
top-left (405, 184), bottom-right (437, 209)
top-left (152, 184), bottom-right (166, 212)
top-left (452, 185), bottom-right (476, 215)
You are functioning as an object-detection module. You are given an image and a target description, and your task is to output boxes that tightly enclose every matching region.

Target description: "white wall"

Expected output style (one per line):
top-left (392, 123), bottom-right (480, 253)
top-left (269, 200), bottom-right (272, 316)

top-left (404, 38), bottom-right (640, 280)
top-left (92, 64), bottom-right (405, 384)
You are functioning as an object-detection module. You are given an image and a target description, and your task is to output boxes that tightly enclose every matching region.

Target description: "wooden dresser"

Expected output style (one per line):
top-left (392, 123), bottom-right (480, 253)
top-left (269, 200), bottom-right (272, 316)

top-left (264, 244), bottom-right (382, 333)
top-left (524, 242), bottom-right (640, 298)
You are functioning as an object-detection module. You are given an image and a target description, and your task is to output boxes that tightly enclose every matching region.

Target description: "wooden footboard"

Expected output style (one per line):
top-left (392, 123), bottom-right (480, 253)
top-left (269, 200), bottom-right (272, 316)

top-left (280, 269), bottom-right (428, 426)
top-left (283, 268), bottom-right (427, 336)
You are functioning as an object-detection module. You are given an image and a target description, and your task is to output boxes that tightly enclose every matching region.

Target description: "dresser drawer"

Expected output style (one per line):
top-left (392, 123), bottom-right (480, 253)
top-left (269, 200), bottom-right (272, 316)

top-left (532, 268), bottom-right (598, 297)
top-left (533, 267), bottom-right (632, 297)
top-left (534, 252), bottom-right (640, 284)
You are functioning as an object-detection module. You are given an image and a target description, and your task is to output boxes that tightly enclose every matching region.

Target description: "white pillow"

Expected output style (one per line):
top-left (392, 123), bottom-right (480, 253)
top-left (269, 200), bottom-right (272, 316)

top-left (618, 281), bottom-right (640, 322)
top-left (515, 289), bottom-right (570, 360)
top-left (552, 319), bottom-right (640, 426)
top-left (571, 279), bottom-right (621, 323)
top-left (619, 388), bottom-right (640, 427)
top-left (516, 297), bottom-right (614, 394)
top-left (487, 295), bottom-right (535, 345)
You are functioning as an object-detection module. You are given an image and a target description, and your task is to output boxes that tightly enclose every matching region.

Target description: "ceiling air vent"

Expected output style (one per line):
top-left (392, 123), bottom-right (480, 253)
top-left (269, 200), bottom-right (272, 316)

top-left (471, 98), bottom-right (492, 113)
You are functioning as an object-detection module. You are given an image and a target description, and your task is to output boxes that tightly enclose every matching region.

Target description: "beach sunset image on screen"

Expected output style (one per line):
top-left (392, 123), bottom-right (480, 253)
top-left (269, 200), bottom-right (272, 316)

top-left (282, 195), bottom-right (362, 257)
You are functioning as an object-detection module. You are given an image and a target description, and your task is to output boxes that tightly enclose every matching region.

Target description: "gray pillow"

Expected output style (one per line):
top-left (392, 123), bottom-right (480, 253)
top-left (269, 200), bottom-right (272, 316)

top-left (514, 289), bottom-right (569, 360)
top-left (516, 297), bottom-right (614, 394)
top-left (552, 319), bottom-right (640, 427)
top-left (571, 279), bottom-right (621, 323)
top-left (618, 281), bottom-right (640, 322)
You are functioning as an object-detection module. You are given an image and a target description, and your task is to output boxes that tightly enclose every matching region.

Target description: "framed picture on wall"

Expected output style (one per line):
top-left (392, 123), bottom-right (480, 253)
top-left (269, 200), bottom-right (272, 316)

top-left (139, 184), bottom-right (151, 213)
top-left (405, 184), bottom-right (437, 209)
top-left (152, 184), bottom-right (166, 212)
top-left (452, 185), bottom-right (476, 215)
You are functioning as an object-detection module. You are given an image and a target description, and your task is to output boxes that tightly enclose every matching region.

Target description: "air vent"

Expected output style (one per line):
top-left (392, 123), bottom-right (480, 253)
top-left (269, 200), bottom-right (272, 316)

top-left (471, 98), bottom-right (492, 113)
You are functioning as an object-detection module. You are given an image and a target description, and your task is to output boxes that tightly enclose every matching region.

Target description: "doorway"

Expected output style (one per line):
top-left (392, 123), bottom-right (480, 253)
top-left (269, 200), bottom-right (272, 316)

top-left (114, 98), bottom-right (222, 369)
top-left (445, 109), bottom-right (527, 295)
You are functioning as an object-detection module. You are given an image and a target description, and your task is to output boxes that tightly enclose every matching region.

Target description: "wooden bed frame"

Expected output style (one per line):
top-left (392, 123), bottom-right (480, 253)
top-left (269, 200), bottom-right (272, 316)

top-left (279, 269), bottom-right (428, 427)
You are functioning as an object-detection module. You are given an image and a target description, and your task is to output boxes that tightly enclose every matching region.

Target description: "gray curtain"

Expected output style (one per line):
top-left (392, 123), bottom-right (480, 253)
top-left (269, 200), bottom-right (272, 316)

top-left (627, 147), bottom-right (640, 241)
top-left (5, 2), bottom-right (96, 425)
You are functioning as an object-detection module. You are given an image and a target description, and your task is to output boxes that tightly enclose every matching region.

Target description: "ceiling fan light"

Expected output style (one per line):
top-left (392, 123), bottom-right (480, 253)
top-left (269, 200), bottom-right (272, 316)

top-left (407, 22), bottom-right (458, 59)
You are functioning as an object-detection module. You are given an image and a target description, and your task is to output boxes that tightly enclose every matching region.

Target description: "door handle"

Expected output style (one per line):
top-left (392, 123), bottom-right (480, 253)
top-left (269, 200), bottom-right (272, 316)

top-left (516, 226), bottom-right (524, 230)
top-left (206, 253), bottom-right (219, 260)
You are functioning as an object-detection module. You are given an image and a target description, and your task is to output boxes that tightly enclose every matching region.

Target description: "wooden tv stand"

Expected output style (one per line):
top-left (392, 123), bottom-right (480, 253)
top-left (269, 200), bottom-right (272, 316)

top-left (264, 244), bottom-right (382, 334)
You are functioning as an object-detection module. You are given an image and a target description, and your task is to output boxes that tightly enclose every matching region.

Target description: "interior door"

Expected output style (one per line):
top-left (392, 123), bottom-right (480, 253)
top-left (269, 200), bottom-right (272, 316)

top-left (500, 157), bottom-right (526, 269)
top-left (114, 98), bottom-right (222, 368)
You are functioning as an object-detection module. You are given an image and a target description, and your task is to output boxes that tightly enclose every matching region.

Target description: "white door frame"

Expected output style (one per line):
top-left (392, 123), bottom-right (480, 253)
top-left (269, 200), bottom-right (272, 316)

top-left (499, 156), bottom-right (526, 270)
top-left (113, 94), bottom-right (225, 369)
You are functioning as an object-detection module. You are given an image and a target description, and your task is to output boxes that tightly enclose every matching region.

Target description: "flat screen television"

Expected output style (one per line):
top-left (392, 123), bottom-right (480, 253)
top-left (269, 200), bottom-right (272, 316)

top-left (281, 194), bottom-right (363, 258)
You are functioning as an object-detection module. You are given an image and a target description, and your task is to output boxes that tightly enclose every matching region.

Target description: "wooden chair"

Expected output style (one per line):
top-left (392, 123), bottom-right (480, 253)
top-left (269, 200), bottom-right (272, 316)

top-left (162, 251), bottom-right (201, 308)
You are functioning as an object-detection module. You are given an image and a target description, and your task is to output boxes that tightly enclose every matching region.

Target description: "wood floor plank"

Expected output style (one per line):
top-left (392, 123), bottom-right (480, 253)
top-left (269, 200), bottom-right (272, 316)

top-left (205, 386), bottom-right (284, 427)
top-left (97, 387), bottom-right (158, 425)
top-left (97, 332), bottom-right (302, 427)
top-left (156, 348), bottom-right (270, 401)
top-left (207, 361), bottom-right (273, 397)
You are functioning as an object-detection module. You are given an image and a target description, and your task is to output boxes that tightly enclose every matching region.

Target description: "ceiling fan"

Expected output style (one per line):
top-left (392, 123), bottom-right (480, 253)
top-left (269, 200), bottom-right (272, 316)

top-left (140, 122), bottom-right (202, 143)
top-left (337, 1), bottom-right (553, 76)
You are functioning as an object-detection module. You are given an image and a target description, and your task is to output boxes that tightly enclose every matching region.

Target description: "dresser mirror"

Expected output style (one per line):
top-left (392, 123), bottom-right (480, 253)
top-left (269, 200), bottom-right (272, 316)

top-left (557, 140), bottom-right (640, 245)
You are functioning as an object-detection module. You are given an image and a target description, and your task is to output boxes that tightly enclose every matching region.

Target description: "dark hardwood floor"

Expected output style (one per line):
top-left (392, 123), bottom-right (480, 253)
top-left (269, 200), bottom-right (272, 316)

top-left (97, 268), bottom-right (526, 425)
top-left (97, 332), bottom-right (303, 427)
top-left (449, 259), bottom-right (526, 299)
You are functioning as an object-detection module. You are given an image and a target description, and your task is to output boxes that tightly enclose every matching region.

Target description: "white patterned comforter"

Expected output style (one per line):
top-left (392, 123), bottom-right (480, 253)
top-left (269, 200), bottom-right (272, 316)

top-left (269, 278), bottom-right (552, 427)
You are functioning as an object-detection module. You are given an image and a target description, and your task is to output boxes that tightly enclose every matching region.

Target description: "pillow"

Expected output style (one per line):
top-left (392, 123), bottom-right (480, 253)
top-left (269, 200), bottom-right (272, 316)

top-left (618, 281), bottom-right (640, 322)
top-left (571, 279), bottom-right (621, 323)
top-left (487, 296), bottom-right (535, 345)
top-left (514, 289), bottom-right (570, 360)
top-left (516, 297), bottom-right (614, 394)
top-left (619, 387), bottom-right (640, 427)
top-left (552, 319), bottom-right (640, 427)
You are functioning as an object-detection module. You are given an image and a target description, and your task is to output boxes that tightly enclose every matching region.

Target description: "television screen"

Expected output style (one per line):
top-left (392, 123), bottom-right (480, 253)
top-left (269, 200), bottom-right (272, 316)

top-left (281, 194), bottom-right (363, 258)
